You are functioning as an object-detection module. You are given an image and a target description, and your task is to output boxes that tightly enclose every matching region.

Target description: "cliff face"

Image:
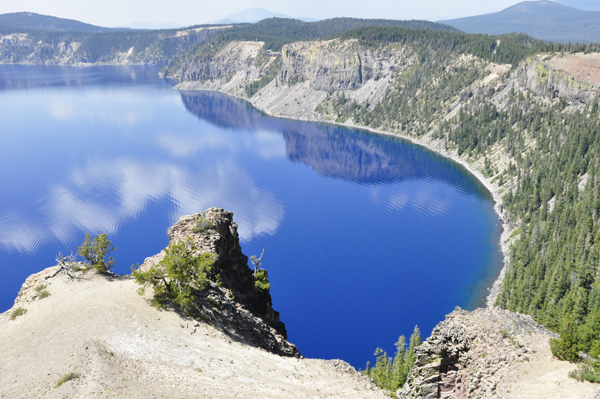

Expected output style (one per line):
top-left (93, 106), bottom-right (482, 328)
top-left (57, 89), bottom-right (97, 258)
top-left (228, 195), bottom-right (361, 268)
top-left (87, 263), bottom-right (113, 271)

top-left (0, 27), bottom-right (224, 65)
top-left (174, 39), bottom-right (412, 122)
top-left (178, 41), bottom-right (274, 82)
top-left (141, 207), bottom-right (297, 357)
top-left (400, 307), bottom-right (595, 399)
top-left (279, 39), bottom-right (402, 91)
top-left (509, 57), bottom-right (600, 105)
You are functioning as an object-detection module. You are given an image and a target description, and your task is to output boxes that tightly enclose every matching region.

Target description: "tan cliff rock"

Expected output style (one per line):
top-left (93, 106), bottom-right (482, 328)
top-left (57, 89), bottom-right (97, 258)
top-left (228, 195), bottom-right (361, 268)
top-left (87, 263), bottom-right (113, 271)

top-left (400, 307), bottom-right (598, 399)
top-left (175, 39), bottom-right (413, 122)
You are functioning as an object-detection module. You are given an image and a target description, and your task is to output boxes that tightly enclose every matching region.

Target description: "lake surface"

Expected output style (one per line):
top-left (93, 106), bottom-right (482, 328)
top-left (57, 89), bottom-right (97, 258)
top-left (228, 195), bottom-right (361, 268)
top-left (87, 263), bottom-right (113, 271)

top-left (0, 65), bottom-right (503, 368)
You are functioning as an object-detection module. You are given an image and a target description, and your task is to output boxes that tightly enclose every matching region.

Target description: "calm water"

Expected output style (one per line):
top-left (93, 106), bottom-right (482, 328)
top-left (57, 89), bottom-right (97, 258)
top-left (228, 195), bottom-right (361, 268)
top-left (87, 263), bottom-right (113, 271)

top-left (0, 65), bottom-right (503, 368)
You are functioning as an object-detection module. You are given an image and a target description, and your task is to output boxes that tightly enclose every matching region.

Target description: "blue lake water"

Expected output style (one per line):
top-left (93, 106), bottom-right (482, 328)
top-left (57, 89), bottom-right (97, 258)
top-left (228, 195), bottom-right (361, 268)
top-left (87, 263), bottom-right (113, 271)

top-left (0, 65), bottom-right (503, 368)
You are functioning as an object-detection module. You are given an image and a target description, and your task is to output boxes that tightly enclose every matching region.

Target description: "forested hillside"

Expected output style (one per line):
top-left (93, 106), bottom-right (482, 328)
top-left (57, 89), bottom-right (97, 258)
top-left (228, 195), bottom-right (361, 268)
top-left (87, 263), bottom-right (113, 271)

top-left (329, 30), bottom-right (600, 365)
top-left (0, 24), bottom-right (229, 64)
top-left (0, 12), bottom-right (122, 33)
top-left (320, 28), bottom-right (600, 362)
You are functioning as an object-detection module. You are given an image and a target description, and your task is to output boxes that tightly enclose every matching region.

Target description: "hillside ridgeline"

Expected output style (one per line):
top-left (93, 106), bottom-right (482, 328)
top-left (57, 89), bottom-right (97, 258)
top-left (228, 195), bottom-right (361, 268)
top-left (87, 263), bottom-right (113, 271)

top-left (441, 1), bottom-right (600, 43)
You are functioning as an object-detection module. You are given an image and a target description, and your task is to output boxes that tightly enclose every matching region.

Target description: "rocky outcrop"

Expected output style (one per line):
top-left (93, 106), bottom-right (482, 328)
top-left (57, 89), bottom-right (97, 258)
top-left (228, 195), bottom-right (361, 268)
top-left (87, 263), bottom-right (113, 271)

top-left (177, 41), bottom-right (273, 82)
top-left (279, 39), bottom-right (403, 91)
top-left (509, 56), bottom-right (600, 105)
top-left (0, 27), bottom-right (226, 65)
top-left (400, 307), bottom-right (558, 399)
top-left (141, 207), bottom-right (299, 357)
top-left (175, 39), bottom-right (413, 121)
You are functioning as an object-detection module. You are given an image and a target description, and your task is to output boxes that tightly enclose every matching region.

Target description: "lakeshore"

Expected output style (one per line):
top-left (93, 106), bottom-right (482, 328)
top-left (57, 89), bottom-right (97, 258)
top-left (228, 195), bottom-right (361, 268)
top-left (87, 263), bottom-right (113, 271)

top-left (176, 84), bottom-right (513, 309)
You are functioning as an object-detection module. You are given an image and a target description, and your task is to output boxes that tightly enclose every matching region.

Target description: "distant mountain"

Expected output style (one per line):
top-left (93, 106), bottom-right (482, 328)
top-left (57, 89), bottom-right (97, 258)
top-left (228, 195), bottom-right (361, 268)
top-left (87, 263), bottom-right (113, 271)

top-left (0, 12), bottom-right (123, 33)
top-left (211, 8), bottom-right (316, 24)
top-left (556, 0), bottom-right (600, 11)
top-left (124, 21), bottom-right (183, 30)
top-left (441, 1), bottom-right (600, 42)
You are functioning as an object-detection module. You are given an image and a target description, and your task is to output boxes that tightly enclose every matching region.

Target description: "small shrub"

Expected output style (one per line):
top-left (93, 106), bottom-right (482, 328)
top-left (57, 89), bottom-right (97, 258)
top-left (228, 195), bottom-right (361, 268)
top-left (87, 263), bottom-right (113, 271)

top-left (589, 340), bottom-right (600, 359)
top-left (550, 321), bottom-right (580, 361)
top-left (71, 263), bottom-right (91, 272)
top-left (191, 218), bottom-right (213, 234)
top-left (78, 232), bottom-right (116, 273)
top-left (569, 361), bottom-right (600, 383)
top-left (54, 372), bottom-right (80, 388)
top-left (10, 307), bottom-right (27, 320)
top-left (132, 237), bottom-right (216, 317)
top-left (34, 284), bottom-right (47, 293)
top-left (254, 269), bottom-right (271, 291)
top-left (38, 290), bottom-right (51, 299)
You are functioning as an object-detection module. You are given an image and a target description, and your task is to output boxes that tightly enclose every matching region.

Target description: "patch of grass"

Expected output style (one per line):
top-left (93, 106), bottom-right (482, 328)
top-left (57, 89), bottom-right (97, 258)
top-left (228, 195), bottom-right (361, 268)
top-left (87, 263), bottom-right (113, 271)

top-left (191, 217), bottom-right (214, 234)
top-left (71, 263), bottom-right (91, 272)
top-left (38, 290), bottom-right (51, 299)
top-left (569, 360), bottom-right (600, 383)
top-left (9, 307), bottom-right (27, 320)
top-left (54, 372), bottom-right (80, 389)
top-left (34, 284), bottom-right (47, 293)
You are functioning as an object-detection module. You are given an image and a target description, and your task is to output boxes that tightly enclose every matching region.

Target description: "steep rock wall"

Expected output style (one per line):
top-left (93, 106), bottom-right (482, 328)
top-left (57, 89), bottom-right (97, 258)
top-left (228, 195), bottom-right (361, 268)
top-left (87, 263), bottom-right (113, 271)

top-left (175, 39), bottom-right (412, 122)
top-left (401, 308), bottom-right (563, 399)
top-left (141, 207), bottom-right (298, 357)
top-left (510, 57), bottom-right (600, 105)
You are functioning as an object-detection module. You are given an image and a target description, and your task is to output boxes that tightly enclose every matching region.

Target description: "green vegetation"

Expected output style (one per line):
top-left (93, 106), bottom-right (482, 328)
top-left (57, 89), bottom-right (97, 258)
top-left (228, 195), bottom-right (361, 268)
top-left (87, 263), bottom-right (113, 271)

top-left (569, 359), bottom-right (600, 383)
top-left (132, 238), bottom-right (216, 317)
top-left (312, 26), bottom-right (600, 370)
top-left (9, 307), bottom-right (27, 320)
top-left (200, 17), bottom-right (459, 52)
top-left (0, 11), bottom-right (120, 33)
top-left (245, 54), bottom-right (282, 97)
top-left (34, 284), bottom-right (46, 293)
top-left (191, 217), bottom-right (214, 234)
top-left (35, 285), bottom-right (51, 300)
top-left (254, 269), bottom-right (271, 291)
top-left (0, 24), bottom-right (214, 64)
top-left (364, 326), bottom-right (421, 394)
top-left (78, 232), bottom-right (116, 273)
top-left (54, 372), bottom-right (80, 388)
top-left (165, 17), bottom-right (460, 76)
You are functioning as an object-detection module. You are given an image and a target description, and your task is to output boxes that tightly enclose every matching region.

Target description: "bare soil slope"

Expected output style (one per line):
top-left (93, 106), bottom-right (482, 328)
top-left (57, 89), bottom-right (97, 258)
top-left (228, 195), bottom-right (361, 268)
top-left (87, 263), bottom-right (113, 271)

top-left (547, 53), bottom-right (600, 86)
top-left (0, 266), bottom-right (385, 398)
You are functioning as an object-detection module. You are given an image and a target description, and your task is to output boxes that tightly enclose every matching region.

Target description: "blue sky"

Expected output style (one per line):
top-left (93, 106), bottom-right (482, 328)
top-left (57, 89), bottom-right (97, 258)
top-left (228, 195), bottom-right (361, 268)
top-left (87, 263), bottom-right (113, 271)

top-left (0, 0), bottom-right (527, 28)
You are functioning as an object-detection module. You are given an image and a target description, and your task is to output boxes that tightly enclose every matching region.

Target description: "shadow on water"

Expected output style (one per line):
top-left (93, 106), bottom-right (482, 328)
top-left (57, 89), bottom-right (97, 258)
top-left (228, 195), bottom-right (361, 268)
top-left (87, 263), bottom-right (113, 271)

top-left (180, 90), bottom-right (492, 195)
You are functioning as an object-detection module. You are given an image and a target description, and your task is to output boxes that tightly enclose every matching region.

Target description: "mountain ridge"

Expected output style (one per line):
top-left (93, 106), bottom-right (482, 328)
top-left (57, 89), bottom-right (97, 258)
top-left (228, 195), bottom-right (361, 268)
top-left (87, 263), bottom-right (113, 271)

top-left (441, 1), bottom-right (600, 42)
top-left (0, 12), bottom-right (125, 33)
top-left (211, 8), bottom-right (316, 25)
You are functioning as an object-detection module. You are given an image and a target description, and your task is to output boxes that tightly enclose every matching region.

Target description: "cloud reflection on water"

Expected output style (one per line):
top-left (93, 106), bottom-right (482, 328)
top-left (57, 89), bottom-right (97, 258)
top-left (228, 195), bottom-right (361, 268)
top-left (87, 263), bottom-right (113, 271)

top-left (0, 156), bottom-right (284, 254)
